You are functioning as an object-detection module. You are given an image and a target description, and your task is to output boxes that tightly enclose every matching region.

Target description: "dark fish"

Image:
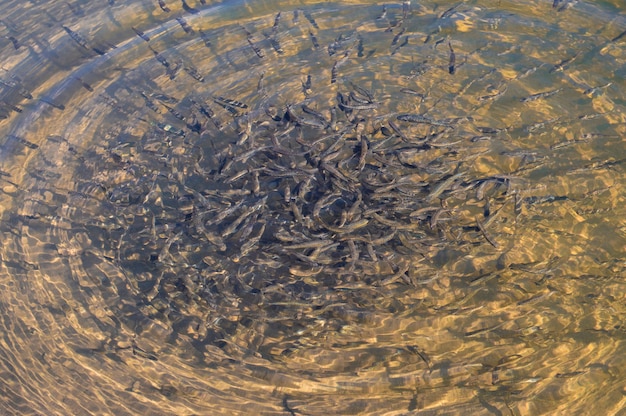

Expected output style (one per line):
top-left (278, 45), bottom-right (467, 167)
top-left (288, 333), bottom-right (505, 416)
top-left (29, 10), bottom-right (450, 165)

top-left (267, 35), bottom-right (284, 54)
top-left (183, 65), bottom-right (204, 82)
top-left (148, 45), bottom-right (170, 67)
top-left (309, 31), bottom-right (319, 49)
top-left (158, 0), bottom-right (170, 12)
top-left (374, 4), bottom-right (387, 20)
top-left (448, 41), bottom-right (456, 74)
top-left (176, 17), bottom-right (194, 34)
top-left (8, 134), bottom-right (38, 149)
top-left (181, 0), bottom-right (199, 14)
top-left (140, 91), bottom-right (162, 113)
top-left (331, 61), bottom-right (338, 83)
top-left (198, 30), bottom-right (212, 48)
top-left (391, 27), bottom-right (406, 46)
top-left (2, 101), bottom-right (22, 113)
top-left (397, 113), bottom-right (452, 127)
top-left (611, 29), bottom-right (626, 43)
top-left (549, 52), bottom-right (579, 73)
top-left (392, 36), bottom-right (409, 55)
top-left (162, 103), bottom-right (186, 121)
top-left (151, 93), bottom-right (178, 104)
top-left (214, 96), bottom-right (248, 109)
top-left (62, 25), bottom-right (88, 49)
top-left (520, 88), bottom-right (562, 102)
top-left (303, 10), bottom-right (319, 29)
top-left (0, 79), bottom-right (33, 99)
top-left (7, 36), bottom-right (19, 49)
top-left (357, 35), bottom-right (364, 57)
top-left (247, 36), bottom-right (265, 58)
top-left (132, 27), bottom-right (150, 42)
top-left (272, 11), bottom-right (281, 35)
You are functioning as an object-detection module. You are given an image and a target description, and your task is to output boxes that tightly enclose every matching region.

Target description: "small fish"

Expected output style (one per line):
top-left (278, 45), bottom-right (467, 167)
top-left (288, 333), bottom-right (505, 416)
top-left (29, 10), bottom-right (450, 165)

top-left (303, 10), bottom-right (319, 29)
top-left (214, 96), bottom-right (248, 109)
top-left (162, 103), bottom-right (186, 121)
top-left (549, 52), bottom-right (579, 73)
top-left (8, 134), bottom-right (38, 149)
top-left (397, 113), bottom-right (452, 127)
top-left (611, 29), bottom-right (626, 43)
top-left (448, 41), bottom-right (456, 74)
top-left (309, 31), bottom-right (319, 49)
top-left (62, 25), bottom-right (88, 48)
top-left (2, 101), bottom-right (22, 113)
top-left (391, 27), bottom-right (406, 46)
top-left (377, 4), bottom-right (387, 20)
top-left (331, 61), bottom-right (338, 83)
top-left (0, 79), bottom-right (33, 99)
top-left (476, 216), bottom-right (498, 248)
top-left (199, 30), bottom-right (211, 48)
top-left (7, 36), bottom-right (19, 49)
top-left (247, 36), bottom-right (265, 58)
top-left (158, 0), bottom-right (170, 12)
top-left (140, 91), bottom-right (161, 113)
top-left (583, 82), bottom-right (611, 96)
top-left (520, 88), bottom-right (562, 102)
top-left (39, 97), bottom-right (65, 110)
top-left (151, 93), bottom-right (178, 104)
top-left (149, 46), bottom-right (170, 67)
top-left (181, 0), bottom-right (199, 14)
top-left (132, 27), bottom-right (150, 42)
top-left (267, 35), bottom-right (284, 54)
top-left (301, 74), bottom-right (312, 94)
top-left (176, 17), bottom-right (194, 34)
top-left (272, 11), bottom-right (281, 35)
top-left (183, 65), bottom-right (204, 82)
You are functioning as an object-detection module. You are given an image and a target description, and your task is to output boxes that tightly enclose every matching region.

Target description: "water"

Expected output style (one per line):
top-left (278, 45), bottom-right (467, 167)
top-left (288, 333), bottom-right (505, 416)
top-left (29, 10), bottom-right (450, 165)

top-left (0, 0), bottom-right (624, 414)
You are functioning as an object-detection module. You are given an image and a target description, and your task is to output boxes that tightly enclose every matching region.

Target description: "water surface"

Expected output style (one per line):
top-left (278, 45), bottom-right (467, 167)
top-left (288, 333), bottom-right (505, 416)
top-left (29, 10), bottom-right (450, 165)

top-left (0, 0), bottom-right (624, 414)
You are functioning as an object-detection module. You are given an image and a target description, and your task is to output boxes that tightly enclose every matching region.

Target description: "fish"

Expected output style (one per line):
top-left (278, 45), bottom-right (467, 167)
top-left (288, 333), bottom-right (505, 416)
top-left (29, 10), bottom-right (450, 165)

top-left (397, 113), bottom-right (452, 127)
top-left (181, 0), bottom-right (199, 14)
top-left (520, 88), bottom-right (562, 102)
top-left (39, 97), bottom-right (65, 110)
top-left (158, 0), bottom-right (170, 12)
top-left (148, 46), bottom-right (170, 68)
top-left (448, 41), bottom-right (456, 74)
top-left (303, 10), bottom-right (319, 29)
top-left (247, 36), bottom-right (265, 58)
top-left (549, 52), bottom-right (579, 73)
top-left (7, 36), bottom-right (19, 49)
top-left (309, 31), bottom-right (319, 49)
top-left (391, 28), bottom-right (406, 46)
top-left (183, 65), bottom-right (204, 82)
top-left (199, 30), bottom-right (212, 48)
top-left (272, 12), bottom-right (281, 35)
top-left (132, 27), bottom-right (150, 42)
top-left (611, 29), bottom-right (626, 43)
top-left (62, 25), bottom-right (89, 49)
top-left (176, 17), bottom-right (194, 34)
top-left (140, 91), bottom-right (162, 113)
top-left (0, 79), bottom-right (32, 99)
top-left (214, 96), bottom-right (248, 109)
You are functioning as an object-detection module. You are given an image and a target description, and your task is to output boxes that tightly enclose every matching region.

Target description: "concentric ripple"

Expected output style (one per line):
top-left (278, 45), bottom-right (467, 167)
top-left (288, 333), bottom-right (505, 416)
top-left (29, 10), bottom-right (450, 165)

top-left (0, 0), bottom-right (625, 414)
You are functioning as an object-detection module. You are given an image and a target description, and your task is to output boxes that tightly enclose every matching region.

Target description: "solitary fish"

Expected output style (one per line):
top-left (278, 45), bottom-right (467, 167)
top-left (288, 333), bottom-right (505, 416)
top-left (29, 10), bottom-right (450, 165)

top-left (448, 41), bottom-right (456, 74)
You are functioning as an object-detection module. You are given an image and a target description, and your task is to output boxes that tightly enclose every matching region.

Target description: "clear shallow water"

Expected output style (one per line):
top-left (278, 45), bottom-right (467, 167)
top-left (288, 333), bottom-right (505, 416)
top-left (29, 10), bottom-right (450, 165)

top-left (0, 0), bottom-right (624, 414)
